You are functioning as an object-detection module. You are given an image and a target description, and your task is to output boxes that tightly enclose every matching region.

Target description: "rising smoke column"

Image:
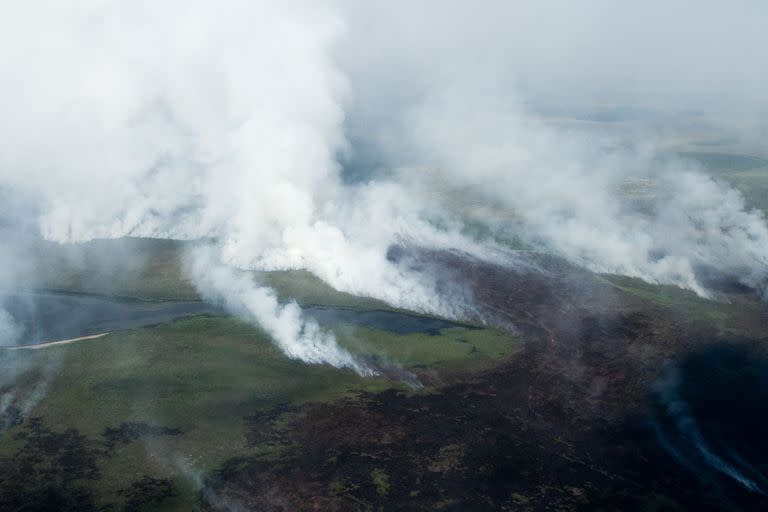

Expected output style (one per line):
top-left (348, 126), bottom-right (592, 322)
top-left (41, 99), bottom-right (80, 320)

top-left (0, 1), bottom-right (480, 369)
top-left (185, 245), bottom-right (374, 375)
top-left (1, 0), bottom-right (768, 371)
top-left (365, 84), bottom-right (768, 297)
top-left (0, 1), bottom-right (366, 368)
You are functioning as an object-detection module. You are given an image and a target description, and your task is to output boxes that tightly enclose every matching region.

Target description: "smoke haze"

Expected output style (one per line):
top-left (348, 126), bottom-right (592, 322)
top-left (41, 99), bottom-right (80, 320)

top-left (0, 1), bottom-right (767, 364)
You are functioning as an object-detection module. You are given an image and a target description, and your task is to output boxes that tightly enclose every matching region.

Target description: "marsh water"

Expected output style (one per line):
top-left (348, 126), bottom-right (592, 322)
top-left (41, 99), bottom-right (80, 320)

top-left (2, 290), bottom-right (464, 346)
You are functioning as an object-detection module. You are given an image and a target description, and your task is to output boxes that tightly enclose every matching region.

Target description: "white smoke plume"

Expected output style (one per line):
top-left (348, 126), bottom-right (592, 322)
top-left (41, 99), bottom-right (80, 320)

top-left (0, 310), bottom-right (20, 348)
top-left (0, 1), bottom-right (396, 369)
top-left (392, 89), bottom-right (768, 296)
top-left (0, 0), bottom-right (487, 368)
top-left (185, 245), bottom-right (374, 375)
top-left (0, 1), bottom-right (767, 367)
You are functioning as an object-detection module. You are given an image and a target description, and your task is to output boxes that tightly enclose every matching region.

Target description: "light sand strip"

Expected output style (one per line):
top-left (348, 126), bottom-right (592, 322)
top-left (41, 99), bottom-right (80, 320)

top-left (6, 332), bottom-right (110, 350)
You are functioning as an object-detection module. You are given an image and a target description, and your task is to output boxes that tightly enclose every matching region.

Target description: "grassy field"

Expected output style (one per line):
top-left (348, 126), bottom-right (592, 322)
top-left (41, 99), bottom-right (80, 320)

top-left (34, 238), bottom-right (392, 312)
top-left (0, 316), bottom-right (391, 509)
top-left (0, 309), bottom-right (517, 510)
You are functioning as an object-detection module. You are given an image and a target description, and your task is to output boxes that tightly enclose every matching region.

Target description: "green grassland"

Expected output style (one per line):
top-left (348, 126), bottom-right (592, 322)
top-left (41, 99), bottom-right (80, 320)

top-left (34, 238), bottom-right (391, 311)
top-left (0, 317), bottom-right (390, 509)
top-left (34, 238), bottom-right (199, 301)
top-left (0, 310), bottom-right (516, 510)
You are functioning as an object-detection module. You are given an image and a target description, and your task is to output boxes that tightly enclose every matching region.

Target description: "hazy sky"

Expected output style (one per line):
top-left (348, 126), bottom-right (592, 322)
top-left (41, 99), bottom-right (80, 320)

top-left (339, 1), bottom-right (768, 109)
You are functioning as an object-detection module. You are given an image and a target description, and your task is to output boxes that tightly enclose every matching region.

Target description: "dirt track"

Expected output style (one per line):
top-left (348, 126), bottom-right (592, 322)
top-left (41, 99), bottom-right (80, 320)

top-left (8, 332), bottom-right (110, 350)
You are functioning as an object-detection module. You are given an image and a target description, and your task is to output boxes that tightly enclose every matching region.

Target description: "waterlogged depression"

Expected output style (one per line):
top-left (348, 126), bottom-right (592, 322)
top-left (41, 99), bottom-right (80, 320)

top-left (1, 290), bottom-right (466, 347)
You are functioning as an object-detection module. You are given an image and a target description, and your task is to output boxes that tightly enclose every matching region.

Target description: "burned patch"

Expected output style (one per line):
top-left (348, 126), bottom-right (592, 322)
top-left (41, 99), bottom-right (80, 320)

top-left (0, 418), bottom-right (100, 512)
top-left (118, 476), bottom-right (177, 511)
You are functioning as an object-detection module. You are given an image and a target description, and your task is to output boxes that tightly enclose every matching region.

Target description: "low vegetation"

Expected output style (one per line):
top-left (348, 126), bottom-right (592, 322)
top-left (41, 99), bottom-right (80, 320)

top-left (0, 310), bottom-right (516, 510)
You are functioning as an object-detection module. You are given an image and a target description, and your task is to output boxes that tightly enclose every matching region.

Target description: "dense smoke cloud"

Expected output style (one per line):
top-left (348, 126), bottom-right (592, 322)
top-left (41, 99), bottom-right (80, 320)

top-left (338, 0), bottom-right (768, 296)
top-left (387, 89), bottom-right (768, 296)
top-left (0, 1), bottom-right (369, 366)
top-left (338, 1), bottom-right (768, 143)
top-left (0, 1), bottom-right (767, 365)
top-left (0, 0), bottom-right (492, 366)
